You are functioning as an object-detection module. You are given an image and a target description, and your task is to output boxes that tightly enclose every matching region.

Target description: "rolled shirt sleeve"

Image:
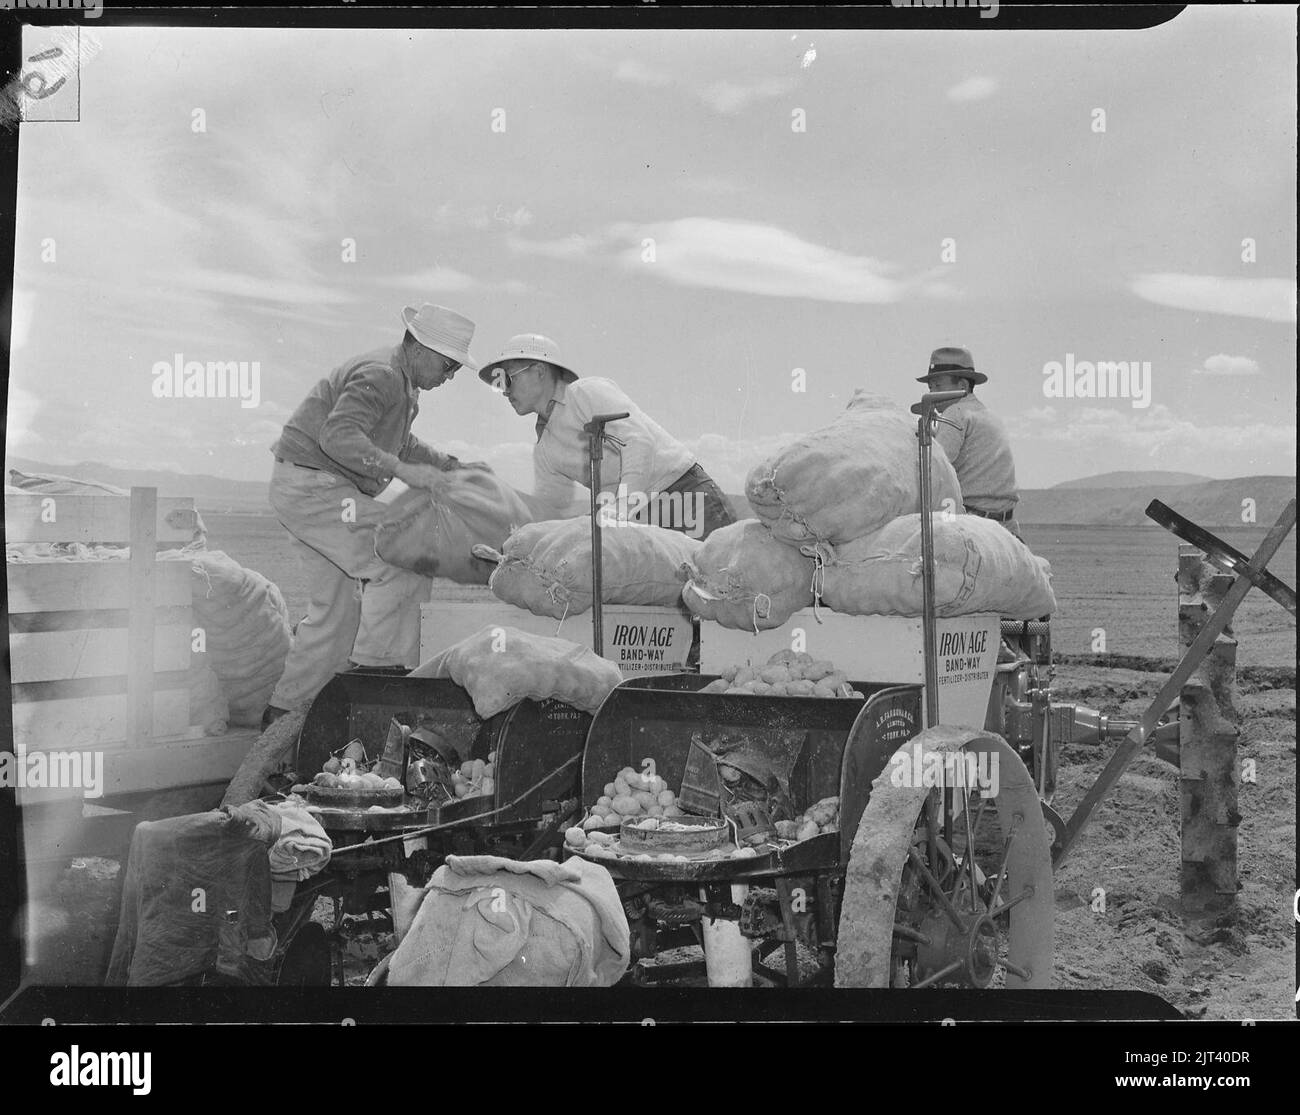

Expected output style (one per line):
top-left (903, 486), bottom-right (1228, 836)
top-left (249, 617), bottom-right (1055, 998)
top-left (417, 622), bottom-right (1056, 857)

top-left (400, 433), bottom-right (452, 470)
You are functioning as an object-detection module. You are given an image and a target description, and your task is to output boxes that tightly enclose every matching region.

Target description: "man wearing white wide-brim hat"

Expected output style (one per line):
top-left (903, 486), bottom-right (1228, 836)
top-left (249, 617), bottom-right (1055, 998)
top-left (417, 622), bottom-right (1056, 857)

top-left (912, 345), bottom-right (1022, 540)
top-left (262, 304), bottom-right (485, 725)
top-left (478, 333), bottom-right (737, 540)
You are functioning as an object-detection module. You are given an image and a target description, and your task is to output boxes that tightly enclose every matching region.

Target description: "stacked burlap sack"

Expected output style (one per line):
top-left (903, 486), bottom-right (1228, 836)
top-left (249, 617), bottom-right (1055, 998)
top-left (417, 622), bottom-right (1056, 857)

top-left (375, 469), bottom-right (544, 584)
top-left (484, 517), bottom-right (701, 619)
top-left (680, 519), bottom-right (816, 631)
top-left (185, 551), bottom-right (292, 727)
top-left (744, 390), bottom-right (964, 545)
top-left (411, 626), bottom-right (624, 719)
top-left (803, 513), bottom-right (1056, 619)
top-left (680, 391), bottom-right (1054, 626)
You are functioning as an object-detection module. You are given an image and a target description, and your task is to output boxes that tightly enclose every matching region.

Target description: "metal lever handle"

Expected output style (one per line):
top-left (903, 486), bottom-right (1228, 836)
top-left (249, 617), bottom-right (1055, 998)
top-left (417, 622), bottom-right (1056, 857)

top-left (583, 412), bottom-right (630, 463)
top-left (921, 390), bottom-right (967, 407)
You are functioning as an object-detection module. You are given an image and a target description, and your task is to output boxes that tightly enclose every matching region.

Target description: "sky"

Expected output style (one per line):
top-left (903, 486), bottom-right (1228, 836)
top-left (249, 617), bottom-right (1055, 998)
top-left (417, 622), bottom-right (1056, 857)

top-left (5, 9), bottom-right (1297, 497)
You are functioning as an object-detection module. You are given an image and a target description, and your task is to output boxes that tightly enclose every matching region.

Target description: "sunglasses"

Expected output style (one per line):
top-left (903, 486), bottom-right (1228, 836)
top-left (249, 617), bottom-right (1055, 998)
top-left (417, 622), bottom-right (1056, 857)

top-left (498, 363), bottom-right (541, 389)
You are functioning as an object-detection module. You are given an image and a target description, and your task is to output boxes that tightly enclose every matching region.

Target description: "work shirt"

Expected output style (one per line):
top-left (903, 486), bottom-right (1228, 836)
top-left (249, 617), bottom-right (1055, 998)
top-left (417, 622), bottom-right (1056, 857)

top-left (532, 378), bottom-right (695, 516)
top-left (932, 394), bottom-right (1019, 514)
top-left (271, 346), bottom-right (447, 497)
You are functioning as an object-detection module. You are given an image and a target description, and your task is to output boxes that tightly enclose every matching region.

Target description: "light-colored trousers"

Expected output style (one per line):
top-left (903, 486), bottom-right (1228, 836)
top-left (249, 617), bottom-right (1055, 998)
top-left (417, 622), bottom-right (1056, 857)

top-left (268, 460), bottom-right (431, 709)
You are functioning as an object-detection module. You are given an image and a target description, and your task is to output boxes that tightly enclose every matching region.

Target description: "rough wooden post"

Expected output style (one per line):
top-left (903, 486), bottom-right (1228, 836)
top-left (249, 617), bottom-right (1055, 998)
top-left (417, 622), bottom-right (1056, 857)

top-left (1177, 545), bottom-right (1240, 914)
top-left (126, 487), bottom-right (157, 744)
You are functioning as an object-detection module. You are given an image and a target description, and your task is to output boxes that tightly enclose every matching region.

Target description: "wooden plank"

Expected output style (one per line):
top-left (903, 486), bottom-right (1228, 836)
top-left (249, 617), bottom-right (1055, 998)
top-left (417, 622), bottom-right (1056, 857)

top-left (12, 671), bottom-right (190, 701)
top-left (8, 625), bottom-right (192, 683)
top-left (127, 488), bottom-right (157, 743)
top-left (13, 727), bottom-right (259, 802)
top-left (4, 493), bottom-right (200, 544)
top-left (10, 690), bottom-right (190, 751)
top-left (8, 605), bottom-right (191, 633)
top-left (5, 561), bottom-right (192, 614)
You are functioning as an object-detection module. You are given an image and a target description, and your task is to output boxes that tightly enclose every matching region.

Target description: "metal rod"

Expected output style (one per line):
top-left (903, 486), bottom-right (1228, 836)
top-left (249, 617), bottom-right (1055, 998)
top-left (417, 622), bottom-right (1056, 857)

top-left (911, 959), bottom-right (964, 989)
top-left (1055, 499), bottom-right (1296, 867)
top-left (329, 752), bottom-right (582, 854)
top-left (907, 846), bottom-right (968, 932)
top-left (915, 390), bottom-right (964, 727)
top-left (584, 412), bottom-right (629, 658)
top-left (917, 411), bottom-right (938, 728)
top-left (1147, 498), bottom-right (1296, 616)
top-left (892, 923), bottom-right (933, 946)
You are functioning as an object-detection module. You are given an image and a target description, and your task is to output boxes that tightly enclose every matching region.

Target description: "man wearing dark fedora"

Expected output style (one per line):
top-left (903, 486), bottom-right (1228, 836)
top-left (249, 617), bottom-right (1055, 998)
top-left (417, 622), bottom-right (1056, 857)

top-left (261, 303), bottom-right (482, 726)
top-left (913, 346), bottom-right (1023, 539)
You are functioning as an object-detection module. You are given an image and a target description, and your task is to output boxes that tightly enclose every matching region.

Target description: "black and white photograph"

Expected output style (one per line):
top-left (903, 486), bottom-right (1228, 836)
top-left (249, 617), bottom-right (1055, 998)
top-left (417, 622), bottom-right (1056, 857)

top-left (0, 2), bottom-right (1295, 1054)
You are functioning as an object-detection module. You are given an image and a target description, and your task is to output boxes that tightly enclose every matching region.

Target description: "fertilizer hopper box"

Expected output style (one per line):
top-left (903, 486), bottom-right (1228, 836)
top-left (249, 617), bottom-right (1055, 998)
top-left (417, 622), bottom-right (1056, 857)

top-left (700, 610), bottom-right (1000, 729)
top-left (420, 585), bottom-right (694, 677)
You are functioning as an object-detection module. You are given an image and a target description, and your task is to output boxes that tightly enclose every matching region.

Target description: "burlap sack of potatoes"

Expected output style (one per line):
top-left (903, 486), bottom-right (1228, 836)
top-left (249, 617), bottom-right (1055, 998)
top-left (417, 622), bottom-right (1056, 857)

top-left (744, 390), bottom-right (964, 547)
top-left (185, 550), bottom-right (292, 726)
top-left (807, 512), bottom-right (1056, 619)
top-left (681, 519), bottom-right (816, 631)
top-left (486, 517), bottom-right (701, 620)
top-left (410, 625), bottom-right (624, 719)
top-left (375, 468), bottom-right (544, 584)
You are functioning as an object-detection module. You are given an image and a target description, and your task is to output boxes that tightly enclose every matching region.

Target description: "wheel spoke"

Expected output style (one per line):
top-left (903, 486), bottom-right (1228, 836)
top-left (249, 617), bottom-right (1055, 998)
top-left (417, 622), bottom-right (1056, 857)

top-left (988, 886), bottom-right (1036, 919)
top-left (961, 778), bottom-right (977, 913)
top-left (892, 923), bottom-right (932, 946)
top-left (911, 959), bottom-right (964, 989)
top-left (986, 820), bottom-right (1021, 910)
top-left (1002, 960), bottom-right (1032, 981)
top-left (907, 847), bottom-right (968, 932)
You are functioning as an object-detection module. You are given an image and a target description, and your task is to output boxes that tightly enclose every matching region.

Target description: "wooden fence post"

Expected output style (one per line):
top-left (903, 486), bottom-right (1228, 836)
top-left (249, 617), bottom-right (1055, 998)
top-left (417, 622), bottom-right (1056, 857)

top-left (126, 487), bottom-right (157, 744)
top-left (1177, 545), bottom-right (1240, 915)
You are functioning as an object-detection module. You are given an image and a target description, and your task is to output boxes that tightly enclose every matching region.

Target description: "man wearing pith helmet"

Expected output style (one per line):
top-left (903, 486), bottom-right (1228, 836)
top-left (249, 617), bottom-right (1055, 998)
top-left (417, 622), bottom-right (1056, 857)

top-left (478, 333), bottom-right (736, 539)
top-left (262, 303), bottom-right (485, 727)
top-left (913, 346), bottom-right (1023, 540)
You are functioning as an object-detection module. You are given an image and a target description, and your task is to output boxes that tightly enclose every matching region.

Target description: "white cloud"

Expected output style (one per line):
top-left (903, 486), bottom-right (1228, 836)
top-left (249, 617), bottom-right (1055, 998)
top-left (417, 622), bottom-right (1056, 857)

top-left (612, 218), bottom-right (906, 304)
top-left (1191, 354), bottom-right (1261, 376)
top-left (1008, 404), bottom-right (1296, 466)
top-left (434, 202), bottom-right (534, 232)
top-left (1130, 274), bottom-right (1297, 323)
top-left (607, 57), bottom-right (796, 115)
top-left (946, 76), bottom-right (999, 103)
top-left (373, 266), bottom-right (480, 293)
top-left (612, 59), bottom-right (673, 88)
top-left (696, 77), bottom-right (798, 115)
top-left (150, 267), bottom-right (357, 307)
top-left (4, 384), bottom-right (44, 452)
top-left (506, 233), bottom-right (600, 260)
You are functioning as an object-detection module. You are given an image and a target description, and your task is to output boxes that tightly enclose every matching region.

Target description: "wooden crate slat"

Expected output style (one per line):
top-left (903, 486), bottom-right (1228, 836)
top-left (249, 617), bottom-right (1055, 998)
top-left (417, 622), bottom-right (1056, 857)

top-left (6, 561), bottom-right (192, 613)
top-left (127, 487), bottom-right (158, 743)
top-left (15, 728), bottom-right (259, 802)
top-left (8, 626), bottom-right (192, 684)
top-left (3, 493), bottom-right (200, 545)
top-left (9, 605), bottom-right (192, 633)
top-left (12, 670), bottom-right (190, 702)
top-left (10, 690), bottom-right (191, 751)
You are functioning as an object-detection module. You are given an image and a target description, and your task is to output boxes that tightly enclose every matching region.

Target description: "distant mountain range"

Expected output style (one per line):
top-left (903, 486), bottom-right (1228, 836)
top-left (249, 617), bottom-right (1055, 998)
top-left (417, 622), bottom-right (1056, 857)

top-left (6, 458), bottom-right (1295, 528)
top-left (6, 457), bottom-right (274, 513)
top-left (1052, 470), bottom-right (1211, 489)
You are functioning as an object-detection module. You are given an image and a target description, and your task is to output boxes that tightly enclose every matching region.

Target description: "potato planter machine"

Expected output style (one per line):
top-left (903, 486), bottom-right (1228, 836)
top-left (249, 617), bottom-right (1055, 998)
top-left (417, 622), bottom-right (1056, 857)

top-left (260, 396), bottom-right (1295, 990)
